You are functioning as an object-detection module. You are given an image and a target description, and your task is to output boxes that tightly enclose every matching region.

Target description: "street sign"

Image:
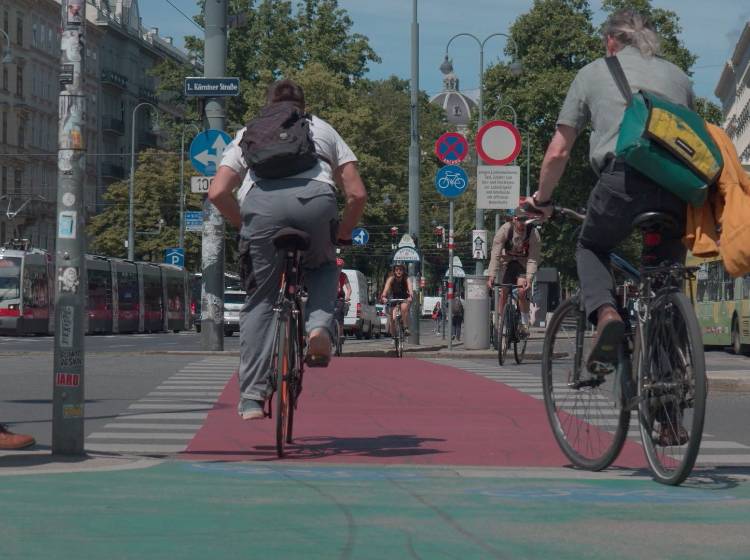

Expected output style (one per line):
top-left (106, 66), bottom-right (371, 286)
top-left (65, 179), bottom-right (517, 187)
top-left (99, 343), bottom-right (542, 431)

top-left (164, 247), bottom-right (185, 268)
top-left (476, 120), bottom-right (522, 165)
top-left (352, 227), bottom-right (369, 246)
top-left (472, 229), bottom-right (487, 260)
top-left (189, 129), bottom-right (232, 177)
top-left (434, 132), bottom-right (469, 165)
top-left (393, 246), bottom-right (420, 263)
top-left (191, 176), bottom-right (213, 194)
top-left (184, 77), bottom-right (241, 97)
top-left (435, 165), bottom-right (469, 198)
top-left (477, 165), bottom-right (521, 209)
top-left (184, 211), bottom-right (203, 232)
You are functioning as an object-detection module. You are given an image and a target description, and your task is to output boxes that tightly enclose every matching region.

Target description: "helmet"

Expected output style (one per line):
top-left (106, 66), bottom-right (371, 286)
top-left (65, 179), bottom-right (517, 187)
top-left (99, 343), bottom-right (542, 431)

top-left (336, 257), bottom-right (345, 267)
top-left (392, 261), bottom-right (406, 271)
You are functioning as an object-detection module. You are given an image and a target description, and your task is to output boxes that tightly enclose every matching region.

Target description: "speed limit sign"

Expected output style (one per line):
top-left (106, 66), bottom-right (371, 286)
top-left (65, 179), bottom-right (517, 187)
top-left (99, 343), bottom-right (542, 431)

top-left (190, 176), bottom-right (213, 193)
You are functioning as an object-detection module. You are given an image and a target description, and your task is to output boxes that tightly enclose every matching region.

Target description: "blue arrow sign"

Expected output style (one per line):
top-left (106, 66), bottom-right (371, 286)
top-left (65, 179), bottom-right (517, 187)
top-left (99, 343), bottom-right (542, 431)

top-left (435, 165), bottom-right (469, 198)
top-left (189, 129), bottom-right (232, 177)
top-left (352, 227), bottom-right (369, 246)
top-left (164, 247), bottom-right (185, 268)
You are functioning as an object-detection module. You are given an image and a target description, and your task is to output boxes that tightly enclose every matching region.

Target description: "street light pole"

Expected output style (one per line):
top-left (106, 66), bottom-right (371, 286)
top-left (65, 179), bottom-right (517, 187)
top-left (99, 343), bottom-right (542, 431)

top-left (128, 101), bottom-right (158, 261)
top-left (179, 123), bottom-right (201, 251)
top-left (408, 0), bottom-right (421, 345)
top-left (445, 32), bottom-right (521, 275)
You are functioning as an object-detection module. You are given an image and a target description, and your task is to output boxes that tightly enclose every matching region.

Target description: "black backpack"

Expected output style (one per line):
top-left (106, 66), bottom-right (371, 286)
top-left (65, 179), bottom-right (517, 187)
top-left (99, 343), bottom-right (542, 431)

top-left (239, 101), bottom-right (319, 179)
top-left (504, 222), bottom-right (535, 258)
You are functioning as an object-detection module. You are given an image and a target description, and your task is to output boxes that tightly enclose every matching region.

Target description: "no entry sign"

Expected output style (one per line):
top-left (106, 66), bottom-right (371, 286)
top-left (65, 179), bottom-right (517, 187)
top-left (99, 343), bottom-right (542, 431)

top-left (435, 132), bottom-right (469, 165)
top-left (476, 120), bottom-right (522, 165)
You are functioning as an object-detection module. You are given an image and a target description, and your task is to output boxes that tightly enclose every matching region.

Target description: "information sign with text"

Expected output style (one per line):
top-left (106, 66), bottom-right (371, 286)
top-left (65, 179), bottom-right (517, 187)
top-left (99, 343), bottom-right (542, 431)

top-left (477, 165), bottom-right (521, 210)
top-left (191, 176), bottom-right (213, 194)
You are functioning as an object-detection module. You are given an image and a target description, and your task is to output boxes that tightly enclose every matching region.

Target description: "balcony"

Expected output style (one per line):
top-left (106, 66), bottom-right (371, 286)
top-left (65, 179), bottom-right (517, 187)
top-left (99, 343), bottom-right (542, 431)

top-left (102, 115), bottom-right (125, 135)
top-left (138, 86), bottom-right (159, 105)
top-left (101, 69), bottom-right (128, 90)
top-left (102, 162), bottom-right (126, 180)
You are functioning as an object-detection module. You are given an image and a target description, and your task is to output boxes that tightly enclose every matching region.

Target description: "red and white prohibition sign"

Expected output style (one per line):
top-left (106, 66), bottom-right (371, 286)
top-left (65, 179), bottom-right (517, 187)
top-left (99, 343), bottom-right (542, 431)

top-left (475, 120), bottom-right (522, 165)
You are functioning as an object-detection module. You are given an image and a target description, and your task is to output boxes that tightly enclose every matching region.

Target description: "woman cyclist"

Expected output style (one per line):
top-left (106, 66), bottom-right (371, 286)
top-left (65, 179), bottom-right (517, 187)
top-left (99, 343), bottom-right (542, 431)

top-left (379, 262), bottom-right (413, 337)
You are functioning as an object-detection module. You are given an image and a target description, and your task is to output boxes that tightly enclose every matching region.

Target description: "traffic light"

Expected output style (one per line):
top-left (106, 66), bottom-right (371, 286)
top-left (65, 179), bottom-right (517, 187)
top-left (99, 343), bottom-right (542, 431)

top-left (390, 226), bottom-right (399, 250)
top-left (434, 225), bottom-right (444, 249)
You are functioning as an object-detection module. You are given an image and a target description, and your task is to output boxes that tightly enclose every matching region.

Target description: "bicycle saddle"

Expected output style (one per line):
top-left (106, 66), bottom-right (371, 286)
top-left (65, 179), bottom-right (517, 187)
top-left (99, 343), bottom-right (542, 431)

top-left (631, 212), bottom-right (680, 235)
top-left (272, 227), bottom-right (311, 251)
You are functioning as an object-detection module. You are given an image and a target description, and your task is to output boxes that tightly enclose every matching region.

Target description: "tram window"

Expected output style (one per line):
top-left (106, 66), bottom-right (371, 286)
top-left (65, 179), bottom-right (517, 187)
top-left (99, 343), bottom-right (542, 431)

top-left (707, 261), bottom-right (723, 301)
top-left (0, 257), bottom-right (21, 302)
top-left (117, 270), bottom-right (138, 311)
top-left (743, 274), bottom-right (750, 300)
top-left (724, 271), bottom-right (735, 301)
top-left (87, 269), bottom-right (112, 311)
top-left (22, 263), bottom-right (48, 309)
top-left (696, 265), bottom-right (708, 302)
top-left (143, 274), bottom-right (162, 314)
top-left (167, 276), bottom-right (183, 312)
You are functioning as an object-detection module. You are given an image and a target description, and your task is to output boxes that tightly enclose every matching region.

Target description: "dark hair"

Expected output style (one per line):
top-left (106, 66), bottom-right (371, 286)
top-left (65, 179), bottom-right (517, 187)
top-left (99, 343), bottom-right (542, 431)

top-left (266, 79), bottom-right (305, 110)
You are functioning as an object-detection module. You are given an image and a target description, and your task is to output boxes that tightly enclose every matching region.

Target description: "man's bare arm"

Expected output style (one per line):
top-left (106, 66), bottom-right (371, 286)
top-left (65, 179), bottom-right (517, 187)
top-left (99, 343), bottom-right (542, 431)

top-left (207, 166), bottom-right (243, 229)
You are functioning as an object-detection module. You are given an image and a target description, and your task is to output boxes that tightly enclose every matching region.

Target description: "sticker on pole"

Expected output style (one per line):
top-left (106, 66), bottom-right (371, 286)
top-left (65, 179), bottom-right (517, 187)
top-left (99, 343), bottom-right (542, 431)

top-left (435, 132), bottom-right (469, 165)
top-left (189, 129), bottom-right (232, 177)
top-left (435, 165), bottom-right (469, 198)
top-left (476, 120), bottom-right (522, 165)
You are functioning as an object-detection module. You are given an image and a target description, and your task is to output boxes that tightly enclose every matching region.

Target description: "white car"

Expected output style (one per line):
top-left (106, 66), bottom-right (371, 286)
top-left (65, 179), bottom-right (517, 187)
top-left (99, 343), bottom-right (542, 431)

top-left (375, 304), bottom-right (388, 333)
top-left (223, 290), bottom-right (245, 337)
top-left (343, 269), bottom-right (379, 339)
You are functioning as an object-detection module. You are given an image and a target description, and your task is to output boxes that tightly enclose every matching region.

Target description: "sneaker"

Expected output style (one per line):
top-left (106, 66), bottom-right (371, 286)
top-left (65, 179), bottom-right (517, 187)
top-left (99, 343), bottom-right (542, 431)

top-left (518, 324), bottom-right (530, 339)
top-left (0, 424), bottom-right (35, 450)
top-left (403, 327), bottom-right (410, 336)
top-left (239, 399), bottom-right (265, 421)
top-left (586, 305), bottom-right (625, 375)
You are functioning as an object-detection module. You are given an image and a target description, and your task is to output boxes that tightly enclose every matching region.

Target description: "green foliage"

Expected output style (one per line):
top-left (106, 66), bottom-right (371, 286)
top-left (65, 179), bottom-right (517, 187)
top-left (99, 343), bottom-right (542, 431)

top-left (695, 97), bottom-right (724, 125)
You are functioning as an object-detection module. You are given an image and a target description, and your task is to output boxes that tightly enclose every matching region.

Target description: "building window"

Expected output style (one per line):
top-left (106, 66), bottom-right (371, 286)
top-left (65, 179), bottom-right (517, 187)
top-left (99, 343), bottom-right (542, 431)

top-left (1, 67), bottom-right (7, 91)
top-left (31, 19), bottom-right (37, 48)
top-left (1, 166), bottom-right (6, 195)
top-left (18, 116), bottom-right (25, 148)
top-left (15, 66), bottom-right (22, 97)
top-left (3, 11), bottom-right (8, 35)
top-left (1, 112), bottom-right (6, 144)
top-left (16, 14), bottom-right (22, 47)
top-left (0, 222), bottom-right (5, 245)
top-left (13, 168), bottom-right (22, 194)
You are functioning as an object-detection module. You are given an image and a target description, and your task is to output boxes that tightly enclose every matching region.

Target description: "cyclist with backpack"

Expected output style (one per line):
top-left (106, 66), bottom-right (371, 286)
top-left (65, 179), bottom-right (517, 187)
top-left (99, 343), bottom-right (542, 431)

top-left (526, 9), bottom-right (695, 376)
top-left (487, 204), bottom-right (541, 338)
top-left (208, 79), bottom-right (367, 420)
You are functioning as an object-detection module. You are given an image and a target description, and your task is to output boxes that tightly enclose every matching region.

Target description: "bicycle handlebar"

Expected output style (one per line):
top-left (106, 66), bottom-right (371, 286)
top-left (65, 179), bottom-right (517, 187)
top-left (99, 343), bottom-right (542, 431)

top-left (520, 200), bottom-right (586, 223)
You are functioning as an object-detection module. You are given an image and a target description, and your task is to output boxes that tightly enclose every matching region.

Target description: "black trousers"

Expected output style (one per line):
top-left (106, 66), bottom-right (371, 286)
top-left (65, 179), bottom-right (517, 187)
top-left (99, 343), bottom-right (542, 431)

top-left (576, 165), bottom-right (686, 321)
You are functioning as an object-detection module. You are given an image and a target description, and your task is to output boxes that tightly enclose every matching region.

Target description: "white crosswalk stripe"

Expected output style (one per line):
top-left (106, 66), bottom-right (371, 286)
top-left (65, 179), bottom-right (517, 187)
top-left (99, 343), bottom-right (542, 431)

top-left (85, 357), bottom-right (235, 455)
top-left (423, 357), bottom-right (750, 467)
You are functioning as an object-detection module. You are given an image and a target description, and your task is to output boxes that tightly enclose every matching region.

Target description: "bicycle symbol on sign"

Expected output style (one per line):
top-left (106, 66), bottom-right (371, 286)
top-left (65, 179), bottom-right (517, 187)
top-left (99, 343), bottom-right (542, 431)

top-left (437, 172), bottom-right (466, 191)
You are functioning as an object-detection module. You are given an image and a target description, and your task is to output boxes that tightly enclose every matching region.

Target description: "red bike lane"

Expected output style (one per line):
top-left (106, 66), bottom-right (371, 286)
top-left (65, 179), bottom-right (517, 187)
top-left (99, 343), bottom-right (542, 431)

top-left (182, 357), bottom-right (646, 467)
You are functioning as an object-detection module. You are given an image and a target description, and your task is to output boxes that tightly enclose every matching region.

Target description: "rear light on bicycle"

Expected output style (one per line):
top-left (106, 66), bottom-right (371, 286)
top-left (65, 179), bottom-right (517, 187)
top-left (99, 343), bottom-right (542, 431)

top-left (356, 303), bottom-right (362, 317)
top-left (643, 232), bottom-right (662, 247)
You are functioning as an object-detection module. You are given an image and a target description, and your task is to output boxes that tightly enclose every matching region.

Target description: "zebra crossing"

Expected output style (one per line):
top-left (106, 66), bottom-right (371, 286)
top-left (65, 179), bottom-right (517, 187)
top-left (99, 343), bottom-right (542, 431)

top-left (85, 356), bottom-right (237, 455)
top-left (426, 358), bottom-right (750, 467)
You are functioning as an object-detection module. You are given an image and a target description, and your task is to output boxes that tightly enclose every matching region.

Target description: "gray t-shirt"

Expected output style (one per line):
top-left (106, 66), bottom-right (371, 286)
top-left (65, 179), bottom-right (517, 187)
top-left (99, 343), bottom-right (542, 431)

top-left (557, 45), bottom-right (695, 173)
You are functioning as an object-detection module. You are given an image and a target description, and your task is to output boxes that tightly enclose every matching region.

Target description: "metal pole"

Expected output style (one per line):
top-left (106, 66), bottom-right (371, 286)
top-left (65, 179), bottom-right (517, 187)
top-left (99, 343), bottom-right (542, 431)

top-left (179, 128), bottom-right (185, 251)
top-left (526, 131), bottom-right (531, 197)
top-left (448, 201), bottom-right (454, 350)
top-left (52, 0), bottom-right (87, 455)
top-left (128, 109), bottom-right (136, 261)
top-left (408, 0), bottom-right (421, 346)
top-left (475, 45), bottom-right (484, 275)
top-left (201, 0), bottom-right (227, 351)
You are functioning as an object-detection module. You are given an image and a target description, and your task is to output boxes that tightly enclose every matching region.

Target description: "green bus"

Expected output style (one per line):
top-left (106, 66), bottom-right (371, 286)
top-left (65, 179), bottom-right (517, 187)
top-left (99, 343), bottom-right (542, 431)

top-left (688, 254), bottom-right (750, 354)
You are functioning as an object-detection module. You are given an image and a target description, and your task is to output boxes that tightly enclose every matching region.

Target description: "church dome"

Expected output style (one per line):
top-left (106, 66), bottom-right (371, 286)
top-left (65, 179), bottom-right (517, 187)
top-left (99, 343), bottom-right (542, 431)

top-left (429, 56), bottom-right (477, 130)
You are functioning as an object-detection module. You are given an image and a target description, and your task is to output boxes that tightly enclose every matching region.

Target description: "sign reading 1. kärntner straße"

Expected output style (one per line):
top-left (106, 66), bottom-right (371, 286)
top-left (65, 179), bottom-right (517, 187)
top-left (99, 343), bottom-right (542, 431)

top-left (184, 77), bottom-right (241, 97)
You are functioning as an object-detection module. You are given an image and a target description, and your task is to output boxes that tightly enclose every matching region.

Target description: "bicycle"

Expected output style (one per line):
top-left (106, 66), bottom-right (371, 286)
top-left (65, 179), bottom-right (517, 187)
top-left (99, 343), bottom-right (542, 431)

top-left (496, 283), bottom-right (528, 366)
top-left (332, 298), bottom-right (349, 357)
top-left (386, 298), bottom-right (408, 358)
top-left (540, 206), bottom-right (706, 486)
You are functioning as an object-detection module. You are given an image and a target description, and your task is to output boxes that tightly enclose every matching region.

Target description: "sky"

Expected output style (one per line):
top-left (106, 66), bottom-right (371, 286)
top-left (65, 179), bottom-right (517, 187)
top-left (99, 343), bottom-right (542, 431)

top-left (139, 0), bottom-right (749, 103)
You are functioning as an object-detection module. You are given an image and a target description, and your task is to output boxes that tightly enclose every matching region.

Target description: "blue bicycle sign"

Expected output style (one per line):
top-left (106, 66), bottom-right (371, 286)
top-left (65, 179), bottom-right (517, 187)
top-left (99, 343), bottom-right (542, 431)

top-left (434, 165), bottom-right (469, 198)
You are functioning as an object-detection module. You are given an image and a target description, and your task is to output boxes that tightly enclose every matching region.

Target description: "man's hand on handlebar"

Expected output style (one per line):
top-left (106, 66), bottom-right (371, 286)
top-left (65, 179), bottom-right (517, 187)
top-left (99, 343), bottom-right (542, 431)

top-left (524, 191), bottom-right (553, 220)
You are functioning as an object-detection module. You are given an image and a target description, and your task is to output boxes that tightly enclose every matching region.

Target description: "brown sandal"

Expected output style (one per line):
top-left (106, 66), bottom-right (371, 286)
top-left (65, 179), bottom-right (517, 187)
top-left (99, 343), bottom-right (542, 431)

top-left (305, 329), bottom-right (331, 368)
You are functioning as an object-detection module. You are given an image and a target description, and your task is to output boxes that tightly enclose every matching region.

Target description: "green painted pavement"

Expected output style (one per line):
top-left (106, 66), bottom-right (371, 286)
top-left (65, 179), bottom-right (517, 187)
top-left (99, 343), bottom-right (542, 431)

top-left (2, 462), bottom-right (750, 559)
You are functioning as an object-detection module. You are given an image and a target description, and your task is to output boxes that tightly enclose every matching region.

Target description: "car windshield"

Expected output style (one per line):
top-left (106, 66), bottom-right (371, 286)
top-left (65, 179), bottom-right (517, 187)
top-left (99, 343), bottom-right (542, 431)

top-left (0, 257), bottom-right (21, 303)
top-left (224, 293), bottom-right (245, 305)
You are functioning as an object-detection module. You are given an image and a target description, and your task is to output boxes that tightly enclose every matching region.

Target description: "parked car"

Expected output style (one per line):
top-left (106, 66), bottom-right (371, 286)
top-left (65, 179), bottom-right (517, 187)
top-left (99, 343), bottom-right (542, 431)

top-left (422, 296), bottom-right (441, 318)
top-left (375, 304), bottom-right (388, 334)
top-left (223, 290), bottom-right (245, 336)
top-left (192, 272), bottom-right (243, 333)
top-left (343, 269), bottom-right (378, 339)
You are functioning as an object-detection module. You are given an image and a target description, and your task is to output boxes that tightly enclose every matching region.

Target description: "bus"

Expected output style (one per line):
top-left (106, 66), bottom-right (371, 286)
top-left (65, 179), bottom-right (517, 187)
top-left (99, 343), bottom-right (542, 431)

top-left (687, 253), bottom-right (750, 354)
top-left (0, 244), bottom-right (193, 336)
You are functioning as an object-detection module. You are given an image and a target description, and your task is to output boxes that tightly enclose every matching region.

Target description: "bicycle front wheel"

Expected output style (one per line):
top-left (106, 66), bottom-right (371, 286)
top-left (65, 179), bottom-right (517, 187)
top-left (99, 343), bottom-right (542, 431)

top-left (275, 313), bottom-right (291, 458)
top-left (542, 297), bottom-right (630, 470)
top-left (497, 304), bottom-right (510, 366)
top-left (636, 291), bottom-right (706, 486)
top-left (514, 307), bottom-right (528, 364)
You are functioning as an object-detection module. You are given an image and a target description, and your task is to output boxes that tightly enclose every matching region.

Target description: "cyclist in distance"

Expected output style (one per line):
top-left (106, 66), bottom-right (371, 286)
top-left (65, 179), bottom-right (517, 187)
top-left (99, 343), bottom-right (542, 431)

top-left (335, 257), bottom-right (351, 334)
top-left (526, 9), bottom-right (693, 372)
top-left (208, 79), bottom-right (367, 420)
top-left (380, 262), bottom-right (413, 337)
top-left (487, 203), bottom-right (541, 338)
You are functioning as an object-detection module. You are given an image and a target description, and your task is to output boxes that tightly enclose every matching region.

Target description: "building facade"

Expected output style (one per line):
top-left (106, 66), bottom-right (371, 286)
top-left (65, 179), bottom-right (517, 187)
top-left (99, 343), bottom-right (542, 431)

top-left (0, 0), bottom-right (189, 250)
top-left (715, 20), bottom-right (750, 170)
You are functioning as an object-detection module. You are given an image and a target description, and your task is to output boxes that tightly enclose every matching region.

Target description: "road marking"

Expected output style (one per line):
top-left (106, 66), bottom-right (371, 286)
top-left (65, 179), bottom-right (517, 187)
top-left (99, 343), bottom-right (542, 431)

top-left (102, 423), bottom-right (203, 430)
top-left (88, 432), bottom-right (194, 440)
top-left (698, 440), bottom-right (750, 449)
top-left (131, 413), bottom-right (208, 420)
top-left (128, 403), bottom-right (214, 410)
top-left (84, 443), bottom-right (186, 453)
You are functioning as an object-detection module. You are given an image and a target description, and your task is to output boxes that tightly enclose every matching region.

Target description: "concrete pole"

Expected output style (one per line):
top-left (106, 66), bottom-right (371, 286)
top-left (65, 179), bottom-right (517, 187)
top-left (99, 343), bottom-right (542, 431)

top-left (52, 0), bottom-right (87, 455)
top-left (179, 129), bottom-right (186, 251)
top-left (408, 0), bottom-right (421, 345)
top-left (447, 201), bottom-right (454, 350)
top-left (201, 0), bottom-right (227, 351)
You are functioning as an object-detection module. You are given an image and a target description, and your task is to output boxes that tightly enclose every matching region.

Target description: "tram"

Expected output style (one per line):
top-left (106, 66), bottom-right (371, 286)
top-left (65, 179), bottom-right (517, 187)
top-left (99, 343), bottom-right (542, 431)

top-left (0, 245), bottom-right (193, 336)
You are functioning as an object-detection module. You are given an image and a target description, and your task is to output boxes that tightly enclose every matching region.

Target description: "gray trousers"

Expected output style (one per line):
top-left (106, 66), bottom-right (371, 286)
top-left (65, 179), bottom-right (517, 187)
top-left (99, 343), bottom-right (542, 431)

top-left (238, 179), bottom-right (338, 402)
top-left (576, 166), bottom-right (686, 321)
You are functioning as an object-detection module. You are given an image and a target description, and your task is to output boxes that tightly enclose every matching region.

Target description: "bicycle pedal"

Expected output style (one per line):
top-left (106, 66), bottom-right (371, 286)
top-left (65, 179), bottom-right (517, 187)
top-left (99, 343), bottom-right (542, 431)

top-left (587, 360), bottom-right (616, 376)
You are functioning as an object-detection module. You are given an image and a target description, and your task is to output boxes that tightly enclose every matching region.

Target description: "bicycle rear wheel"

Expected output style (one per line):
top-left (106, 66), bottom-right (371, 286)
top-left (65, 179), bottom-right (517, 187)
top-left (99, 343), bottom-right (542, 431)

top-left (497, 303), bottom-right (511, 366)
top-left (542, 297), bottom-right (630, 470)
top-left (275, 312), bottom-right (291, 458)
top-left (636, 291), bottom-right (706, 486)
top-left (285, 310), bottom-right (303, 444)
top-left (396, 323), bottom-right (404, 358)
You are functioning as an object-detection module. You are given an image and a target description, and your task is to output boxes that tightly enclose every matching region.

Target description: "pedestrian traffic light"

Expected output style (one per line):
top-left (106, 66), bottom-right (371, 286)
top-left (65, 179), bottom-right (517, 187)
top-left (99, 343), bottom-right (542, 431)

top-left (434, 226), bottom-right (444, 249)
top-left (390, 226), bottom-right (399, 250)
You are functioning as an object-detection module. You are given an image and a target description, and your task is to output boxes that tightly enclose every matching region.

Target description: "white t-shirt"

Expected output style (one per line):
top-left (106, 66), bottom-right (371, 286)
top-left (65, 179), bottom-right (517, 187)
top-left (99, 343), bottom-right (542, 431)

top-left (219, 114), bottom-right (357, 202)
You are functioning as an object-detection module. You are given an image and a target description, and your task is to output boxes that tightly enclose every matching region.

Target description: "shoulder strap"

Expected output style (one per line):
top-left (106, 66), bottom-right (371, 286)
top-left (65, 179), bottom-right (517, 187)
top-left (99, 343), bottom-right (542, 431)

top-left (605, 55), bottom-right (633, 106)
